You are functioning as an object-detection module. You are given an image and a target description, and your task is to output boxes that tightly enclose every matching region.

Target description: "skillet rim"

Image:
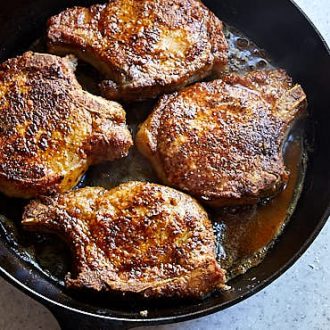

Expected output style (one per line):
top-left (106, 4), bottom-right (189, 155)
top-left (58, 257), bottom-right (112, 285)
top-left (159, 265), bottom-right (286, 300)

top-left (0, 0), bottom-right (329, 326)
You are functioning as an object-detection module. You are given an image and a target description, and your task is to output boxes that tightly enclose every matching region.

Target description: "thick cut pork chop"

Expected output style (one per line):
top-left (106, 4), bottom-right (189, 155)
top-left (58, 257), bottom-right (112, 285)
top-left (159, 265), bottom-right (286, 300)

top-left (136, 69), bottom-right (307, 207)
top-left (0, 52), bottom-right (132, 198)
top-left (47, 0), bottom-right (228, 101)
top-left (22, 182), bottom-right (226, 298)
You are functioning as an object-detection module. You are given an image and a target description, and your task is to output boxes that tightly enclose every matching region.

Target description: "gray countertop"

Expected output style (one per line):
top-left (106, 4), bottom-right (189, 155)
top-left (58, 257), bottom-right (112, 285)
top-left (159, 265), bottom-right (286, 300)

top-left (0, 0), bottom-right (329, 329)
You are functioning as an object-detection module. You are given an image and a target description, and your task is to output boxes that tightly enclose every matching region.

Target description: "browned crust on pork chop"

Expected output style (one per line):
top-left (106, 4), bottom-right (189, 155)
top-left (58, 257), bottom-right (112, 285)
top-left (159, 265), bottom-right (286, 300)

top-left (22, 182), bottom-right (226, 298)
top-left (0, 52), bottom-right (132, 198)
top-left (136, 69), bottom-right (307, 206)
top-left (47, 0), bottom-right (228, 101)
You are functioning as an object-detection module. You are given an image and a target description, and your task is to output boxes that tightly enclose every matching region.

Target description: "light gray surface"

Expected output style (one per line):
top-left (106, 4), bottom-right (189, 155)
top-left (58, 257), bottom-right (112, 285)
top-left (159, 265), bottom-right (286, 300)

top-left (0, 0), bottom-right (329, 329)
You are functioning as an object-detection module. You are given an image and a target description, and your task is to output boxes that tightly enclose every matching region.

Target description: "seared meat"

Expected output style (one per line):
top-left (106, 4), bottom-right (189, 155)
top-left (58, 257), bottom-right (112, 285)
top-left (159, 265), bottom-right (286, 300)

top-left (0, 52), bottom-right (132, 198)
top-left (47, 0), bottom-right (228, 101)
top-left (22, 182), bottom-right (225, 298)
top-left (136, 69), bottom-right (307, 207)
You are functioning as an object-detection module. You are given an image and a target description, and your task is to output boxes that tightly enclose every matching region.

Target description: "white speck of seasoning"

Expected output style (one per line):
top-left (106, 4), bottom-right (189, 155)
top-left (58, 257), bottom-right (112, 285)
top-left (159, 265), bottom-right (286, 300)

top-left (140, 310), bottom-right (148, 317)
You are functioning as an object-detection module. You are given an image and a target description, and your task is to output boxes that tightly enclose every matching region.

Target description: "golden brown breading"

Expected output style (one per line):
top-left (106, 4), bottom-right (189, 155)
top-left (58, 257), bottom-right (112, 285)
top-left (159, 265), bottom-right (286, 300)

top-left (47, 0), bottom-right (228, 101)
top-left (0, 52), bottom-right (132, 198)
top-left (136, 69), bottom-right (307, 206)
top-left (22, 182), bottom-right (226, 298)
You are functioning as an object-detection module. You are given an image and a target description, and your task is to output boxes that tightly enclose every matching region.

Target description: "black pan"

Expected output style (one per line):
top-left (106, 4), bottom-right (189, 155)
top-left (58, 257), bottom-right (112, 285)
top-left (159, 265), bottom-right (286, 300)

top-left (0, 0), bottom-right (329, 329)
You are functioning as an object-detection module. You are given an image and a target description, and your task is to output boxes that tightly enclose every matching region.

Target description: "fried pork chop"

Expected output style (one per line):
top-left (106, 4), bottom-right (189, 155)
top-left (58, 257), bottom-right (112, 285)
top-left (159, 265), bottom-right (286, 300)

top-left (22, 182), bottom-right (225, 298)
top-left (136, 69), bottom-right (307, 207)
top-left (47, 0), bottom-right (228, 101)
top-left (0, 52), bottom-right (132, 198)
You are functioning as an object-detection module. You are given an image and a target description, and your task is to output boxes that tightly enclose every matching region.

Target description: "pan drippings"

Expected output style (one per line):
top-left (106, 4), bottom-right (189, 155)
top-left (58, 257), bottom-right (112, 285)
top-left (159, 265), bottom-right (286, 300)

top-left (0, 25), bottom-right (306, 289)
top-left (214, 136), bottom-right (305, 279)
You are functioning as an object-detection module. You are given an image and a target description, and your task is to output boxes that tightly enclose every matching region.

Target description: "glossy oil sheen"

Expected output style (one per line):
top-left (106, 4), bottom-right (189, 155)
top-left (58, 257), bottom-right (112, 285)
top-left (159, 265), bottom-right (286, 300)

top-left (215, 137), bottom-right (305, 279)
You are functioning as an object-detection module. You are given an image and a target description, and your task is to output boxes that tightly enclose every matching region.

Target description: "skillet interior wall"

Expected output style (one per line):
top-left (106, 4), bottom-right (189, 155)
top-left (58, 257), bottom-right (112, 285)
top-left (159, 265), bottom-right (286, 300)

top-left (0, 0), bottom-right (329, 324)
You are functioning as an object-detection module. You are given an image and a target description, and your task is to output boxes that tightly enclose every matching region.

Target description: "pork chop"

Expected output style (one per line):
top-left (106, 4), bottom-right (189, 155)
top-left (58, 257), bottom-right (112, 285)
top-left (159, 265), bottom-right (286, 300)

top-left (47, 0), bottom-right (228, 101)
top-left (136, 69), bottom-right (307, 207)
top-left (22, 182), bottom-right (226, 298)
top-left (0, 52), bottom-right (132, 198)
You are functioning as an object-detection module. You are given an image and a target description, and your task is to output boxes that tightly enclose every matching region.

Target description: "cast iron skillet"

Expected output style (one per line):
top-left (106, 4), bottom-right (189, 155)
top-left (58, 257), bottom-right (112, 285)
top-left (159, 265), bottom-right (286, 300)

top-left (0, 0), bottom-right (329, 329)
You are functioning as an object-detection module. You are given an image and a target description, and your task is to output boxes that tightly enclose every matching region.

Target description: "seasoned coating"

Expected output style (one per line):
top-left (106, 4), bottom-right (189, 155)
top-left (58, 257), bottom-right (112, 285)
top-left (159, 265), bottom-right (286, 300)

top-left (0, 52), bottom-right (132, 198)
top-left (47, 0), bottom-right (228, 101)
top-left (22, 182), bottom-right (226, 298)
top-left (136, 69), bottom-right (307, 206)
